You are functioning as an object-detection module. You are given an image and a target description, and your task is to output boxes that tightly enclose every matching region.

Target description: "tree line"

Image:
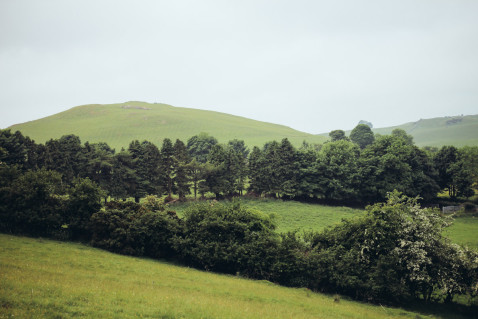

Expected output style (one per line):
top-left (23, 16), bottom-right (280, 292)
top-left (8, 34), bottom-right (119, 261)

top-left (1, 125), bottom-right (477, 205)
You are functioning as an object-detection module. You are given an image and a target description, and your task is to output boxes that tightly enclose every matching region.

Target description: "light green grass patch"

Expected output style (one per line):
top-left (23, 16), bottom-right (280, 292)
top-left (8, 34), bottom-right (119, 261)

top-left (445, 216), bottom-right (478, 250)
top-left (0, 234), bottom-right (440, 318)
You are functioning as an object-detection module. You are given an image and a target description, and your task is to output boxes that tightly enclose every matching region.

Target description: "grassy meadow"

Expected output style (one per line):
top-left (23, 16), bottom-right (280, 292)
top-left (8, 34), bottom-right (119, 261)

top-left (445, 216), bottom-right (478, 250)
top-left (170, 198), bottom-right (364, 233)
top-left (1, 233), bottom-right (472, 319)
top-left (170, 198), bottom-right (478, 250)
top-left (8, 102), bottom-right (326, 150)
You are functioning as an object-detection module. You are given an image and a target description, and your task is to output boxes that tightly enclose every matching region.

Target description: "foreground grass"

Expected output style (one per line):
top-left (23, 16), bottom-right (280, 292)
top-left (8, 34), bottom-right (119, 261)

top-left (0, 234), bottom-right (453, 319)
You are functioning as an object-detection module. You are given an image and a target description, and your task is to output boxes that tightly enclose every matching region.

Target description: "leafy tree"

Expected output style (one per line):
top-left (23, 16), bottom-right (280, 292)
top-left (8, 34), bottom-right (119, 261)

top-left (44, 135), bottom-right (85, 184)
top-left (227, 139), bottom-right (250, 159)
top-left (391, 128), bottom-right (414, 145)
top-left (359, 135), bottom-right (439, 202)
top-left (0, 169), bottom-right (66, 237)
top-left (261, 141), bottom-right (282, 197)
top-left (309, 191), bottom-right (473, 303)
top-left (434, 146), bottom-right (474, 198)
top-left (277, 138), bottom-right (298, 197)
top-left (0, 129), bottom-right (27, 168)
top-left (160, 138), bottom-right (176, 199)
top-left (109, 149), bottom-right (137, 200)
top-left (129, 140), bottom-right (161, 202)
top-left (84, 142), bottom-right (114, 202)
top-left (247, 146), bottom-right (266, 195)
top-left (173, 139), bottom-right (191, 200)
top-left (329, 130), bottom-right (348, 142)
top-left (187, 133), bottom-right (218, 163)
top-left (294, 148), bottom-right (321, 199)
top-left (187, 159), bottom-right (206, 199)
top-left (66, 177), bottom-right (104, 240)
top-left (350, 124), bottom-right (375, 149)
top-left (316, 140), bottom-right (360, 201)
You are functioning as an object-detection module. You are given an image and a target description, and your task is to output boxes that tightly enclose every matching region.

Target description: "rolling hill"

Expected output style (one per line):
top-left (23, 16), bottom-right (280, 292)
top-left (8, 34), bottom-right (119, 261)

top-left (371, 114), bottom-right (478, 147)
top-left (7, 101), bottom-right (478, 149)
top-left (8, 101), bottom-right (327, 150)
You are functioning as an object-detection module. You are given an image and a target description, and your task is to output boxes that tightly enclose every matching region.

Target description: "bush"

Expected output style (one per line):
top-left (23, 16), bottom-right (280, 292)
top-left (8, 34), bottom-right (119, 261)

top-left (90, 196), bottom-right (182, 258)
top-left (0, 169), bottom-right (67, 238)
top-left (175, 201), bottom-right (280, 278)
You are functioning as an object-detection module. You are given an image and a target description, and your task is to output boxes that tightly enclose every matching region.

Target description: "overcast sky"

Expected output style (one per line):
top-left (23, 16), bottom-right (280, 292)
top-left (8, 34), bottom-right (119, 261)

top-left (1, 0), bottom-right (477, 133)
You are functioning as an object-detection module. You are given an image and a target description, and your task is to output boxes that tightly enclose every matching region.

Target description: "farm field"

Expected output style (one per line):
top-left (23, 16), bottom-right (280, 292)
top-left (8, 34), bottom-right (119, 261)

top-left (0, 234), bottom-right (469, 319)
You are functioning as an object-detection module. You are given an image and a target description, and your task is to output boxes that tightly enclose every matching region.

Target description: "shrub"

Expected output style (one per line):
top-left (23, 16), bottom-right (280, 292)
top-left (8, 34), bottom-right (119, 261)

top-left (175, 201), bottom-right (280, 278)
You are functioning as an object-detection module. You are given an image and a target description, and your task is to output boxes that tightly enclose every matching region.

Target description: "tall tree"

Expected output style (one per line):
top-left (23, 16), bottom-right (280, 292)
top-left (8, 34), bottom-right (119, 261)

top-left (84, 142), bottom-right (114, 202)
top-left (128, 140), bottom-right (161, 202)
top-left (44, 135), bottom-right (85, 184)
top-left (329, 130), bottom-right (348, 142)
top-left (173, 139), bottom-right (191, 200)
top-left (434, 146), bottom-right (474, 198)
top-left (160, 138), bottom-right (176, 199)
top-left (350, 124), bottom-right (375, 149)
top-left (187, 133), bottom-right (218, 163)
top-left (316, 140), bottom-right (360, 201)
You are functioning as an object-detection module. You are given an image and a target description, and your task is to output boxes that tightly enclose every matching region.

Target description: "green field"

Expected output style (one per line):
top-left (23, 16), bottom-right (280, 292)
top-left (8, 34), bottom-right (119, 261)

top-left (445, 216), bottom-right (478, 250)
top-left (170, 198), bottom-right (478, 249)
top-left (1, 234), bottom-right (469, 319)
top-left (170, 198), bottom-right (364, 233)
top-left (8, 101), bottom-right (326, 150)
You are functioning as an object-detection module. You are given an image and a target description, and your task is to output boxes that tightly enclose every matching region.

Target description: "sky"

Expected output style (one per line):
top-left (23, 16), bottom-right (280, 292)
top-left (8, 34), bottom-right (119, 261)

top-left (1, 0), bottom-right (477, 134)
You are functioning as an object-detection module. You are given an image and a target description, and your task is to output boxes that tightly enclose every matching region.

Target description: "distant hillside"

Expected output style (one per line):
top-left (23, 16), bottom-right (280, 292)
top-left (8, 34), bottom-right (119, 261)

top-left (372, 114), bottom-right (478, 147)
top-left (321, 114), bottom-right (478, 147)
top-left (9, 102), bottom-right (326, 150)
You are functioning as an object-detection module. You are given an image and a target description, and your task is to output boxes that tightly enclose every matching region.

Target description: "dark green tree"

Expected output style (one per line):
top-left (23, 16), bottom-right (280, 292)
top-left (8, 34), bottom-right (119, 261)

top-left (391, 128), bottom-right (414, 145)
top-left (160, 138), bottom-right (176, 199)
top-left (84, 142), bottom-right (114, 202)
top-left (44, 135), bottom-right (85, 184)
top-left (173, 139), bottom-right (191, 200)
top-left (66, 177), bottom-right (104, 240)
top-left (434, 146), bottom-right (474, 198)
top-left (187, 133), bottom-right (218, 163)
top-left (350, 124), bottom-right (375, 149)
top-left (329, 130), bottom-right (348, 142)
top-left (316, 140), bottom-right (360, 201)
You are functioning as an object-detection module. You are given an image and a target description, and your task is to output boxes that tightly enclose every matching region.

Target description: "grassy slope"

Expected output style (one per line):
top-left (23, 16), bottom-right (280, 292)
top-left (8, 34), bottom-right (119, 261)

top-left (372, 114), bottom-right (478, 147)
top-left (8, 101), bottom-right (326, 150)
top-left (0, 234), bottom-right (451, 319)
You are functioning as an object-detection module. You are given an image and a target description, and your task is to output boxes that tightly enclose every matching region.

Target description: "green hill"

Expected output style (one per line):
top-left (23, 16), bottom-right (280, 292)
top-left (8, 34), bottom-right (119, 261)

top-left (2, 233), bottom-right (462, 318)
top-left (339, 115), bottom-right (478, 147)
top-left (8, 101), bottom-right (326, 150)
top-left (372, 114), bottom-right (478, 147)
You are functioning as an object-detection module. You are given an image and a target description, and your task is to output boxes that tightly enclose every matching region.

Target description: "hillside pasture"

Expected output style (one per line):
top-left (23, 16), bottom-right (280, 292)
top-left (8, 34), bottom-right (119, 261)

top-left (0, 234), bottom-right (464, 319)
top-left (8, 102), bottom-right (327, 150)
